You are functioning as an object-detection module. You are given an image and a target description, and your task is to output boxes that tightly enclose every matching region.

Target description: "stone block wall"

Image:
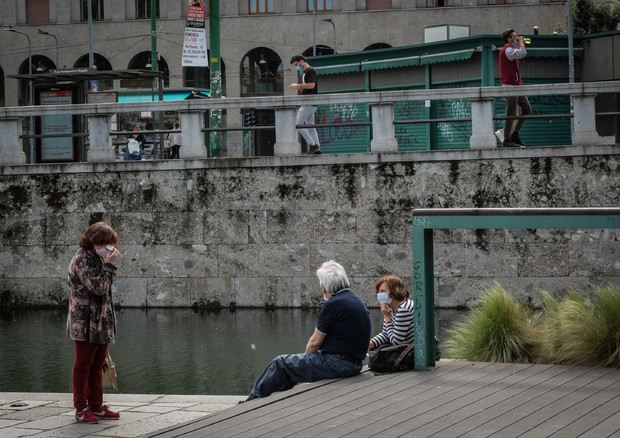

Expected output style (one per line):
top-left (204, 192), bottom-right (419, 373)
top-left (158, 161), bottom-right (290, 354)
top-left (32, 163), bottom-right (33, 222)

top-left (0, 146), bottom-right (618, 309)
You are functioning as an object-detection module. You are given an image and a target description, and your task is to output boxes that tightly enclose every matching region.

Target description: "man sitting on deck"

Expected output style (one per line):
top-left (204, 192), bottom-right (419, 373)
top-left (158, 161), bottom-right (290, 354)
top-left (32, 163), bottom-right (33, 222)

top-left (247, 260), bottom-right (371, 400)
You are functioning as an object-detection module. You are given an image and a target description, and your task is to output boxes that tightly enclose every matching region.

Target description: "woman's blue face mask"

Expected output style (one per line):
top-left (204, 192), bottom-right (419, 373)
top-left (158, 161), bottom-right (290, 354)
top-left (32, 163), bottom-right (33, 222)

top-left (377, 292), bottom-right (392, 305)
top-left (511, 40), bottom-right (519, 47)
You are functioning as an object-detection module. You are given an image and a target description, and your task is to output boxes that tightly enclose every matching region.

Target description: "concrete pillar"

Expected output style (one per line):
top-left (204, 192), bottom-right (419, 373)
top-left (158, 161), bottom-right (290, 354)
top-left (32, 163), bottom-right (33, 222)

top-left (274, 106), bottom-right (301, 156)
top-left (370, 103), bottom-right (398, 152)
top-left (0, 117), bottom-right (27, 165)
top-left (469, 98), bottom-right (497, 149)
top-left (571, 93), bottom-right (600, 146)
top-left (180, 111), bottom-right (208, 159)
top-left (86, 114), bottom-right (115, 163)
top-left (226, 108), bottom-right (243, 158)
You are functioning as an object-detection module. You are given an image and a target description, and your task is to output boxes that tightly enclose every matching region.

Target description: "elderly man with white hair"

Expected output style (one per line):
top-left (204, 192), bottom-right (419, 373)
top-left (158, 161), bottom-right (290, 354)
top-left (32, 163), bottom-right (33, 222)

top-left (247, 260), bottom-right (371, 400)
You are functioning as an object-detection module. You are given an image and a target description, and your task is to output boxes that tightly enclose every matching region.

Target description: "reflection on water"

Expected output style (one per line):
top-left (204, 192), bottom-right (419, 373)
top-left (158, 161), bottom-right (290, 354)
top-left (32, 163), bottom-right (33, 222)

top-left (0, 308), bottom-right (463, 395)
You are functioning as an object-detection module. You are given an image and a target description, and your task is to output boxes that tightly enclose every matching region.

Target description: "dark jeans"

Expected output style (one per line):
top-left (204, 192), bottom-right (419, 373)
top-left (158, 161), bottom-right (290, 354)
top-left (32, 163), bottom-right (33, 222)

top-left (504, 94), bottom-right (532, 137)
top-left (73, 340), bottom-right (108, 411)
top-left (170, 144), bottom-right (180, 159)
top-left (248, 352), bottom-right (363, 400)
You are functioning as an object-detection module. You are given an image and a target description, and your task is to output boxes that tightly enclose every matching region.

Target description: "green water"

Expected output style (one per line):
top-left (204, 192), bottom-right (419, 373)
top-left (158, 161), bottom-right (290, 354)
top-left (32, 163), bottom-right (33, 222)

top-left (0, 308), bottom-right (461, 396)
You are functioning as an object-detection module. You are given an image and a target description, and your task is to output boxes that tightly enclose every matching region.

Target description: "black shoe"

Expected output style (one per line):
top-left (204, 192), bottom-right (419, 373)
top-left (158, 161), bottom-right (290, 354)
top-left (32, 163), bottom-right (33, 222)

top-left (511, 131), bottom-right (526, 147)
top-left (503, 139), bottom-right (520, 148)
top-left (308, 144), bottom-right (322, 155)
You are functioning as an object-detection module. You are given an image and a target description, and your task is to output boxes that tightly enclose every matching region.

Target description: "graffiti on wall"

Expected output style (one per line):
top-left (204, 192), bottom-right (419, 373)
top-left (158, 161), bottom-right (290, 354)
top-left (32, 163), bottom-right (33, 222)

top-left (436, 99), bottom-right (471, 145)
top-left (315, 103), bottom-right (369, 148)
top-left (395, 100), bottom-right (427, 149)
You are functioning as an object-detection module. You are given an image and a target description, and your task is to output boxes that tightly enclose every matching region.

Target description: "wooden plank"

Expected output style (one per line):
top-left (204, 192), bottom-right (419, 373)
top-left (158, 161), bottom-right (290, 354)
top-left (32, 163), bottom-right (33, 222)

top-left (232, 361), bottom-right (475, 438)
top-left (578, 409), bottom-right (620, 438)
top-left (142, 363), bottom-right (620, 438)
top-left (292, 362), bottom-right (504, 438)
top-left (518, 376), bottom-right (620, 438)
top-left (398, 363), bottom-right (545, 437)
top-left (459, 366), bottom-right (608, 437)
top-left (445, 364), bottom-right (589, 437)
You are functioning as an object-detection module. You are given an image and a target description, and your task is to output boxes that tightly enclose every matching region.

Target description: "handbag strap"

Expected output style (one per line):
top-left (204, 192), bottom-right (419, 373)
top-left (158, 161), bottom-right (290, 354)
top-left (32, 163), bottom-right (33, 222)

top-left (393, 344), bottom-right (414, 368)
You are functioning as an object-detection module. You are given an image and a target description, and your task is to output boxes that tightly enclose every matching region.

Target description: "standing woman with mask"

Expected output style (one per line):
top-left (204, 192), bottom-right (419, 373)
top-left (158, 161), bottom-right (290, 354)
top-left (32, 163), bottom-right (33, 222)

top-left (369, 275), bottom-right (415, 350)
top-left (67, 222), bottom-right (121, 424)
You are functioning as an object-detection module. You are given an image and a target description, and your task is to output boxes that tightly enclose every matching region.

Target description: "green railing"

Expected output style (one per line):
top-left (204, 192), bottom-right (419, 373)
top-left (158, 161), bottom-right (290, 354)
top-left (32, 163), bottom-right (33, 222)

top-left (412, 207), bottom-right (620, 371)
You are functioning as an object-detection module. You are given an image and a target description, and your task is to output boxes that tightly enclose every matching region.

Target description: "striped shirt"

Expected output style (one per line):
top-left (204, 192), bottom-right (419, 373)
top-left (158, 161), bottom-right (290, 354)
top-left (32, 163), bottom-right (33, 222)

top-left (370, 299), bottom-right (415, 348)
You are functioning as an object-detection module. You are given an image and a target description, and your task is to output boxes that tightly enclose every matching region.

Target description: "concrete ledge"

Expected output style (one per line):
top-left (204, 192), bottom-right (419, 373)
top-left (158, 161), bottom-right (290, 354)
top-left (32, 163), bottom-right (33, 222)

top-left (1, 144), bottom-right (618, 176)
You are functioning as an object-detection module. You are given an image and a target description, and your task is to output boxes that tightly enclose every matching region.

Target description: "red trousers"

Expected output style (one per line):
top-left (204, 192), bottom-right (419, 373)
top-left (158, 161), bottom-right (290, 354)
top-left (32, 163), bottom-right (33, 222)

top-left (73, 340), bottom-right (108, 411)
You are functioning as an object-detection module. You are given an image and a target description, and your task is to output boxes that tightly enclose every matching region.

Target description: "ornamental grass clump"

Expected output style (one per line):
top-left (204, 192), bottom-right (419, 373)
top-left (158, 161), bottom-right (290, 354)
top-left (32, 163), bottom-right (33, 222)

top-left (538, 285), bottom-right (620, 368)
top-left (444, 284), bottom-right (538, 363)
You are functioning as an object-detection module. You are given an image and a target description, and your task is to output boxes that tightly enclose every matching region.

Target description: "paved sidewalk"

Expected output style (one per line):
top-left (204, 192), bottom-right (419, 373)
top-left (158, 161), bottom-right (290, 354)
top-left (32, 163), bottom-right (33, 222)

top-left (0, 392), bottom-right (245, 438)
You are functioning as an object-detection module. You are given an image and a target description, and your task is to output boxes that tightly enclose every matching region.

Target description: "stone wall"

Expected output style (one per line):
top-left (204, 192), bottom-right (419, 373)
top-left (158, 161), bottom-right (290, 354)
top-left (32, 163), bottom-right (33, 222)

top-left (1, 146), bottom-right (618, 309)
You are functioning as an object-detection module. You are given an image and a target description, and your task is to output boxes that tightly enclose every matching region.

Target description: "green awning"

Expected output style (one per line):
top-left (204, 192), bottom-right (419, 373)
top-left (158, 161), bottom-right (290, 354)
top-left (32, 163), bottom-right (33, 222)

top-left (419, 49), bottom-right (475, 65)
top-left (361, 56), bottom-right (420, 71)
top-left (314, 63), bottom-right (361, 75)
top-left (524, 47), bottom-right (584, 58)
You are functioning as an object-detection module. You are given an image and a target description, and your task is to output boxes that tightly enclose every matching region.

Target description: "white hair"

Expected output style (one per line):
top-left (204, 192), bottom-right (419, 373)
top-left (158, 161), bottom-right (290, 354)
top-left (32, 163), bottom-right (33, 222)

top-left (316, 260), bottom-right (350, 294)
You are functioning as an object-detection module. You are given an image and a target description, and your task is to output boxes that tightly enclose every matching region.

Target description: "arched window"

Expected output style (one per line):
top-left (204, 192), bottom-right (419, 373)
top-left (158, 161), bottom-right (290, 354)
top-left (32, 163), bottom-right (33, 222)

top-left (301, 45), bottom-right (335, 57)
top-left (364, 43), bottom-right (393, 51)
top-left (18, 55), bottom-right (55, 105)
top-left (124, 51), bottom-right (169, 88)
top-left (240, 48), bottom-right (283, 96)
top-left (74, 53), bottom-right (114, 90)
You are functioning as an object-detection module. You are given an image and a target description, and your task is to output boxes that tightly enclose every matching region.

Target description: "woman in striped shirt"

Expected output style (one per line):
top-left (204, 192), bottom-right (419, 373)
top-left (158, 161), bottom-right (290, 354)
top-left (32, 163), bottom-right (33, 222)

top-left (369, 275), bottom-right (415, 350)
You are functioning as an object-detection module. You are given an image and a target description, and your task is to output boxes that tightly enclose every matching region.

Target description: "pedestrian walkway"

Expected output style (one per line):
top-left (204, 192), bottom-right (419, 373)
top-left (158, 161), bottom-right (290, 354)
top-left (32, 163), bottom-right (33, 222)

top-left (0, 392), bottom-right (244, 438)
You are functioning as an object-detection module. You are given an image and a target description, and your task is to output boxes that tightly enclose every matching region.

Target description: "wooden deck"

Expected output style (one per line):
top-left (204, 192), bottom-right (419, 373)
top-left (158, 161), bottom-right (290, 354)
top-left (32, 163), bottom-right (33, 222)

top-left (144, 360), bottom-right (620, 438)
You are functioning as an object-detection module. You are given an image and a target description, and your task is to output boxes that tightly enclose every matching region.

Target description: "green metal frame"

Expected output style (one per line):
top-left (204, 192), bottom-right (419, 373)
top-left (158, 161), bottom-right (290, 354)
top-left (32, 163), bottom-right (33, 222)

top-left (412, 207), bottom-right (620, 371)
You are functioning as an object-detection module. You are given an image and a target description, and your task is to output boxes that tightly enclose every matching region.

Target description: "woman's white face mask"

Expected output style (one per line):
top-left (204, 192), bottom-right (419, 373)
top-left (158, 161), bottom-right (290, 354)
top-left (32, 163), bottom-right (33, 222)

top-left (377, 292), bottom-right (392, 305)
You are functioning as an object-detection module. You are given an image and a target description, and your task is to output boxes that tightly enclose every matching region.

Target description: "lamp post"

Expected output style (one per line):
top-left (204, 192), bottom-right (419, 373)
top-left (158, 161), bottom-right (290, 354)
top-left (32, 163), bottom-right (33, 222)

top-left (4, 27), bottom-right (34, 163)
top-left (312, 0), bottom-right (316, 56)
top-left (322, 18), bottom-right (336, 54)
top-left (38, 29), bottom-right (58, 67)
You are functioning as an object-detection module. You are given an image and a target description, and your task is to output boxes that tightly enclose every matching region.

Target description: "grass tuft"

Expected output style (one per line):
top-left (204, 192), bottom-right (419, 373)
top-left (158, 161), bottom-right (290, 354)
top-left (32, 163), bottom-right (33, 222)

top-left (537, 285), bottom-right (620, 367)
top-left (443, 284), bottom-right (538, 363)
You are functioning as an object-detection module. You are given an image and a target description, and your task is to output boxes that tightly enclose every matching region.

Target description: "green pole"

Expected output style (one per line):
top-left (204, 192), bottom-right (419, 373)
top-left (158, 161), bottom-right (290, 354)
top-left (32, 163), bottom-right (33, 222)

top-left (209, 0), bottom-right (222, 157)
top-left (150, 0), bottom-right (157, 73)
top-left (481, 43), bottom-right (494, 87)
top-left (150, 0), bottom-right (164, 158)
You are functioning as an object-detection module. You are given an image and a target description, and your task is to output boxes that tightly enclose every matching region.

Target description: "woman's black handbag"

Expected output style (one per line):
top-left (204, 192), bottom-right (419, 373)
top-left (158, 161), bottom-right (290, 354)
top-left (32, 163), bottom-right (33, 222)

top-left (368, 343), bottom-right (415, 373)
top-left (368, 340), bottom-right (441, 373)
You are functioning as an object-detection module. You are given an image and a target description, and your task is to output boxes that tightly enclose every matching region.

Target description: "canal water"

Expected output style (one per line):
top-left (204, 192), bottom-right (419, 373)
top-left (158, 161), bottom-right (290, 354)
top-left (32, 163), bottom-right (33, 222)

top-left (0, 308), bottom-right (463, 396)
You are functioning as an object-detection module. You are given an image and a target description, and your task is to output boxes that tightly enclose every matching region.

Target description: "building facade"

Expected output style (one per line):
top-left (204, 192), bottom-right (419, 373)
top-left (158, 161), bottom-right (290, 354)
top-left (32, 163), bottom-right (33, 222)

top-left (0, 0), bottom-right (571, 156)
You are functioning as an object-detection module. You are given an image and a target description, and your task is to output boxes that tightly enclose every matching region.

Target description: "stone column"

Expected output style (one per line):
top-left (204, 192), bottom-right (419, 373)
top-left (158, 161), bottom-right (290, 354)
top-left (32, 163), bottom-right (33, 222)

top-left (86, 114), bottom-right (115, 162)
top-left (274, 106), bottom-right (301, 155)
top-left (469, 98), bottom-right (497, 149)
top-left (0, 117), bottom-right (27, 165)
top-left (180, 111), bottom-right (208, 159)
top-left (226, 108), bottom-right (243, 158)
top-left (571, 93), bottom-right (600, 146)
top-left (370, 103), bottom-right (398, 152)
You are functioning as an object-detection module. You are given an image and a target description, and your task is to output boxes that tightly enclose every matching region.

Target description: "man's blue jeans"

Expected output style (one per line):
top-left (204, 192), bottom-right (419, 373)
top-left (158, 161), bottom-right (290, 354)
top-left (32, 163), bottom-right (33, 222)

top-left (248, 352), bottom-right (363, 400)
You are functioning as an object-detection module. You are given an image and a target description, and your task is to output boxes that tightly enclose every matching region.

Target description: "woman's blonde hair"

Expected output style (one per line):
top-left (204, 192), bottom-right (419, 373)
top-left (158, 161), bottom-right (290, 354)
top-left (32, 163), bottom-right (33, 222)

top-left (374, 275), bottom-right (409, 301)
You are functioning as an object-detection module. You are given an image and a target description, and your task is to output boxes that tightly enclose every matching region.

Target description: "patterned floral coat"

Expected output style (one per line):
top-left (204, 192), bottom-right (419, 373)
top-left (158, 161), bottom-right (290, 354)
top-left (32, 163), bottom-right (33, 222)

top-left (66, 248), bottom-right (117, 344)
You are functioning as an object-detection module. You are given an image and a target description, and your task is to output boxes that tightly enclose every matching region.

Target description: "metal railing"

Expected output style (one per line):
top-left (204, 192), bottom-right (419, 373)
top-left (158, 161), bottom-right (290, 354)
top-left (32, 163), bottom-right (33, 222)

top-left (411, 207), bottom-right (620, 371)
top-left (0, 80), bottom-right (618, 165)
